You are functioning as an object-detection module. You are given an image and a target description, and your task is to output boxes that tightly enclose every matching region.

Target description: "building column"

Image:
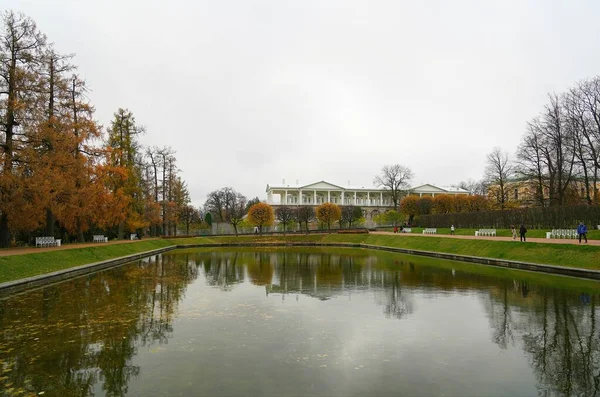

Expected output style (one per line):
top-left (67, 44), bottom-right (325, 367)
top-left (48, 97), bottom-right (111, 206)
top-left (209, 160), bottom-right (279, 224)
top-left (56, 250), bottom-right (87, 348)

top-left (327, 191), bottom-right (331, 203)
top-left (367, 192), bottom-right (370, 206)
top-left (299, 190), bottom-right (303, 204)
top-left (341, 191), bottom-right (345, 205)
top-left (354, 192), bottom-right (357, 205)
top-left (380, 192), bottom-right (383, 206)
top-left (284, 190), bottom-right (288, 205)
top-left (313, 191), bottom-right (317, 205)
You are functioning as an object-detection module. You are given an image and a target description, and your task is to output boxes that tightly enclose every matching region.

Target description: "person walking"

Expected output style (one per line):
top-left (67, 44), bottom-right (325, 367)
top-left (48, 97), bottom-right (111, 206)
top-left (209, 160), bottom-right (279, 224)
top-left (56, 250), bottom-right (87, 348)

top-left (450, 225), bottom-right (455, 235)
top-left (577, 221), bottom-right (588, 244)
top-left (511, 225), bottom-right (517, 240)
top-left (519, 224), bottom-right (527, 242)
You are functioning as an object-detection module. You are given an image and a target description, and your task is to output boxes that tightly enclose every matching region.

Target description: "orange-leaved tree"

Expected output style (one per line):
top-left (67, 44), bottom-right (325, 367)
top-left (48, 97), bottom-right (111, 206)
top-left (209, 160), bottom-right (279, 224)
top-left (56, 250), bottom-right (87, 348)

top-left (400, 195), bottom-right (419, 224)
top-left (316, 203), bottom-right (341, 230)
top-left (247, 203), bottom-right (274, 234)
top-left (432, 194), bottom-right (454, 214)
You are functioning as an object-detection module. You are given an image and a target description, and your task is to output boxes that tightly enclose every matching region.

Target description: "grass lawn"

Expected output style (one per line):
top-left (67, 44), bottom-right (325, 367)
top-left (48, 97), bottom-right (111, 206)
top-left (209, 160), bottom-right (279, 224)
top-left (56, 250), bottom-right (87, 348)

top-left (0, 233), bottom-right (599, 284)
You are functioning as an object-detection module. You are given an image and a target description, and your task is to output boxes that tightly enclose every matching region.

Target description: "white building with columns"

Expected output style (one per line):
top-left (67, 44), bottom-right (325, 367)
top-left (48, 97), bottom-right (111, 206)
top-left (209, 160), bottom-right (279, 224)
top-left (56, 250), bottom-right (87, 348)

top-left (265, 181), bottom-right (469, 214)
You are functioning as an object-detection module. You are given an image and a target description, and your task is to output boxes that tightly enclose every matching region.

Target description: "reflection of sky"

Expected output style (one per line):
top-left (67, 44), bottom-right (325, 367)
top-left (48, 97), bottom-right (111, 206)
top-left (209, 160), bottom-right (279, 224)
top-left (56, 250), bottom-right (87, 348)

top-left (124, 265), bottom-right (538, 396)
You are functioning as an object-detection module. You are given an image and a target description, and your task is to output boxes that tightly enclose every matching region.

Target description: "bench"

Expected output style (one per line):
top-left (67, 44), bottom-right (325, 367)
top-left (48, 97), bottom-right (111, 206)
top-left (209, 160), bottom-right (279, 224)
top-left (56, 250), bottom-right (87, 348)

top-left (93, 235), bottom-right (108, 243)
top-left (402, 228), bottom-right (412, 233)
top-left (546, 229), bottom-right (577, 239)
top-left (475, 229), bottom-right (496, 237)
top-left (422, 228), bottom-right (437, 234)
top-left (130, 233), bottom-right (139, 240)
top-left (35, 236), bottom-right (61, 247)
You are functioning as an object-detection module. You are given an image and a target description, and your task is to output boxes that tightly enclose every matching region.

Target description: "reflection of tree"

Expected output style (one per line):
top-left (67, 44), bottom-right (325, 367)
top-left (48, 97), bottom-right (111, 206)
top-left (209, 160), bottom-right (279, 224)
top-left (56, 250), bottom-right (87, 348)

top-left (0, 253), bottom-right (198, 396)
top-left (201, 251), bottom-right (244, 290)
top-left (484, 284), bottom-right (515, 349)
top-left (484, 283), bottom-right (600, 397)
top-left (246, 252), bottom-right (274, 286)
top-left (521, 292), bottom-right (600, 397)
top-left (380, 272), bottom-right (413, 319)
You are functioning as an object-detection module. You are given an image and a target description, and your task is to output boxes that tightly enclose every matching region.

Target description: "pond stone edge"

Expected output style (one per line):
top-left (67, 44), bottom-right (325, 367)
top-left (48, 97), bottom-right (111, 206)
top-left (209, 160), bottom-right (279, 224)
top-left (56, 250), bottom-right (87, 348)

top-left (1, 242), bottom-right (599, 297)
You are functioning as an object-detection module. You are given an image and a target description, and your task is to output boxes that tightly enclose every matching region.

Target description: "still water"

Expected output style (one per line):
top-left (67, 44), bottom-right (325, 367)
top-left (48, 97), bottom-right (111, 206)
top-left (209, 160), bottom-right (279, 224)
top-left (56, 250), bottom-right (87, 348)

top-left (1, 248), bottom-right (599, 397)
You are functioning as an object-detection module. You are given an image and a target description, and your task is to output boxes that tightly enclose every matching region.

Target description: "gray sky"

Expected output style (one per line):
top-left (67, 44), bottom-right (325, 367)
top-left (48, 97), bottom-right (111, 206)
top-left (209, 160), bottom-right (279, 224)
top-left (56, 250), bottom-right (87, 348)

top-left (6, 0), bottom-right (600, 207)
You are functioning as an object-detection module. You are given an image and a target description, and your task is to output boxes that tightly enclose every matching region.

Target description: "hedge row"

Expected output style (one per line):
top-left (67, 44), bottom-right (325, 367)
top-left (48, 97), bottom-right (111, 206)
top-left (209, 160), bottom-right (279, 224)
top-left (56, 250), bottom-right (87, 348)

top-left (418, 204), bottom-right (600, 229)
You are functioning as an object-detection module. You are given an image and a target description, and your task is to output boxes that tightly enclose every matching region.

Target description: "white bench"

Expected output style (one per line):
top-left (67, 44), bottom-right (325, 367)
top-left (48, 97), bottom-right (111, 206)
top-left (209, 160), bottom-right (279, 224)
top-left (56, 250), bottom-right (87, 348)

top-left (402, 228), bottom-right (412, 233)
top-left (130, 233), bottom-right (138, 240)
top-left (547, 229), bottom-right (577, 239)
top-left (475, 229), bottom-right (496, 237)
top-left (35, 236), bottom-right (61, 247)
top-left (422, 228), bottom-right (437, 234)
top-left (597, 225), bottom-right (600, 230)
top-left (93, 235), bottom-right (108, 243)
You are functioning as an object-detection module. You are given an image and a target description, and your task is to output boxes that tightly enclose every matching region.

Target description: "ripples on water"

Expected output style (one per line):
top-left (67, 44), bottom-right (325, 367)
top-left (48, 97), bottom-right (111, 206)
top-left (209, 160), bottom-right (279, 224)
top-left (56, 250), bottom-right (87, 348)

top-left (0, 248), bottom-right (598, 396)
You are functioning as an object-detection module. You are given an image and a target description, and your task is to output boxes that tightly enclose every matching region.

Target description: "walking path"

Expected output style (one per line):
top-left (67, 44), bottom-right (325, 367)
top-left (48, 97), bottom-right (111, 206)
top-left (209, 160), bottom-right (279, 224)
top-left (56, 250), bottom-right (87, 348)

top-left (371, 231), bottom-right (600, 246)
top-left (0, 232), bottom-right (597, 258)
top-left (0, 238), bottom-right (159, 257)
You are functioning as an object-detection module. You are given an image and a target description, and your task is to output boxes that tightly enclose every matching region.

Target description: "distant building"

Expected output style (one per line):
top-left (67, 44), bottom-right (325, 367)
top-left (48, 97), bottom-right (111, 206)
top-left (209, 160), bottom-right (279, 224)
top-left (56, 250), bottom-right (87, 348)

top-left (265, 181), bottom-right (469, 218)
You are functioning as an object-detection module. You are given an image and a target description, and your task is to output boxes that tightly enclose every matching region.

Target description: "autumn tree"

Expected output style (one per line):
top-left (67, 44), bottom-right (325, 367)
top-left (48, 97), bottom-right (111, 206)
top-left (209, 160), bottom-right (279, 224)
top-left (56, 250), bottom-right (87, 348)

top-left (467, 195), bottom-right (489, 212)
top-left (247, 202), bottom-right (274, 234)
top-left (0, 11), bottom-right (47, 247)
top-left (400, 195), bottom-right (419, 224)
top-left (275, 206), bottom-right (294, 233)
top-left (432, 194), bottom-right (454, 214)
top-left (417, 196), bottom-right (433, 216)
top-left (295, 206), bottom-right (315, 233)
top-left (106, 108), bottom-right (146, 238)
top-left (374, 164), bottom-right (413, 210)
top-left (316, 203), bottom-right (341, 230)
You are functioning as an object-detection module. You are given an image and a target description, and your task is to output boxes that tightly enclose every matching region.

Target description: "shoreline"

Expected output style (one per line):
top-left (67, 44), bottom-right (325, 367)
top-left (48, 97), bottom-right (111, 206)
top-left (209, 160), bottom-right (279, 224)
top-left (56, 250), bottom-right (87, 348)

top-left (2, 239), bottom-right (599, 297)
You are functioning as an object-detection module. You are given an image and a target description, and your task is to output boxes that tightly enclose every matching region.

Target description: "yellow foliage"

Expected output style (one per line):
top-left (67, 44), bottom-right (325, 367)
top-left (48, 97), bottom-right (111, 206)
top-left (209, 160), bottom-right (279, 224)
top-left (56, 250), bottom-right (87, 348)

top-left (247, 203), bottom-right (274, 230)
top-left (316, 203), bottom-right (341, 229)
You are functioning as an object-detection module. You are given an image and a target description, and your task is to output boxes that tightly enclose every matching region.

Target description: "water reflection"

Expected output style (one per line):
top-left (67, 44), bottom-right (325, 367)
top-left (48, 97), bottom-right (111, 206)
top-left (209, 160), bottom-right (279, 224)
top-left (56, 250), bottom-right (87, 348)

top-left (0, 248), bottom-right (598, 396)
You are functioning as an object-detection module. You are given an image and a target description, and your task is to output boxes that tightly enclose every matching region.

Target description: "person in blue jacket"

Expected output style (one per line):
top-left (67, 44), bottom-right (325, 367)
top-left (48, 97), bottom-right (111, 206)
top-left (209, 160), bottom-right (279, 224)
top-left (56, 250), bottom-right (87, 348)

top-left (577, 221), bottom-right (588, 244)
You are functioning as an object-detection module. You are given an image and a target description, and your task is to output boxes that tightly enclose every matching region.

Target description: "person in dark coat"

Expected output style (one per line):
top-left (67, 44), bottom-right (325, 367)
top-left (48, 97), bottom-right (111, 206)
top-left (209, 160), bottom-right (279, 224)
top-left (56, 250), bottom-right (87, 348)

top-left (519, 224), bottom-right (527, 242)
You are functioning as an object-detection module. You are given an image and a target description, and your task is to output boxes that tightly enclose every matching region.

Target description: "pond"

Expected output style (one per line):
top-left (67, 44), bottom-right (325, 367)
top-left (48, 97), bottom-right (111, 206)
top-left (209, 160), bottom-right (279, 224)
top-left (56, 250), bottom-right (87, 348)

top-left (1, 248), bottom-right (599, 396)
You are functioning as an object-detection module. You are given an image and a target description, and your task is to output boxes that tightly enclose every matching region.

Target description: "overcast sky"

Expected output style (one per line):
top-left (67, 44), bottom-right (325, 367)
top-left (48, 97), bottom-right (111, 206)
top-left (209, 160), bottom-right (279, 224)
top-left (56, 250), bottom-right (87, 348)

top-left (5, 0), bottom-right (600, 206)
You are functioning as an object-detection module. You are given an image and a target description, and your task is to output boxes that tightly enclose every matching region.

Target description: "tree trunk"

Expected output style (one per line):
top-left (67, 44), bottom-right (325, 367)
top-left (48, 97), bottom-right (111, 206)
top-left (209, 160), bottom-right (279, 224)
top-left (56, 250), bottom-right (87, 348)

top-left (45, 208), bottom-right (55, 236)
top-left (76, 218), bottom-right (85, 242)
top-left (118, 222), bottom-right (124, 240)
top-left (0, 214), bottom-right (10, 248)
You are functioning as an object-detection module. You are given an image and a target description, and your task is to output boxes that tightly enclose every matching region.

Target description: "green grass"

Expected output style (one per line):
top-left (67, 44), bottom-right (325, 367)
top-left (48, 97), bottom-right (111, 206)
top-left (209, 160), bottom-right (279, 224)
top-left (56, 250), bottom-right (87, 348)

top-left (1, 232), bottom-right (599, 284)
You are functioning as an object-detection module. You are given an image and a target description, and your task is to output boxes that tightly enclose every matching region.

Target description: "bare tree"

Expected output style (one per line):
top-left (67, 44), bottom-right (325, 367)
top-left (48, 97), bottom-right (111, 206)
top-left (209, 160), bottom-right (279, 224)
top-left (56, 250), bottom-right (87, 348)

top-left (340, 205), bottom-right (362, 228)
top-left (457, 179), bottom-right (488, 196)
top-left (295, 206), bottom-right (315, 233)
top-left (224, 189), bottom-right (246, 236)
top-left (373, 164), bottom-right (413, 210)
top-left (275, 206), bottom-right (294, 233)
top-left (485, 147), bottom-right (514, 210)
top-left (517, 121), bottom-right (547, 207)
